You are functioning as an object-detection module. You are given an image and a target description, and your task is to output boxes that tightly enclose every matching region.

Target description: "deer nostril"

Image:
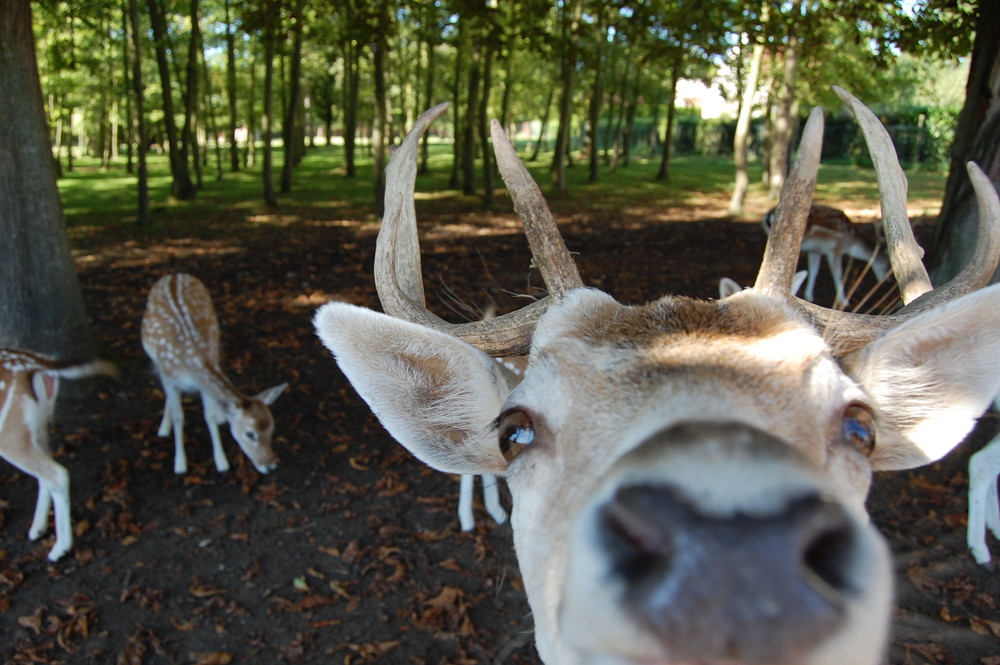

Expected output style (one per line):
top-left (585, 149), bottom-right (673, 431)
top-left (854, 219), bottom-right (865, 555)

top-left (800, 501), bottom-right (858, 598)
top-left (601, 490), bottom-right (679, 581)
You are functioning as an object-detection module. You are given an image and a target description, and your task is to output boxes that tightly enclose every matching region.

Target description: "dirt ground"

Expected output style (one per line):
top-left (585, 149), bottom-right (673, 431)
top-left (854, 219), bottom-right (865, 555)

top-left (2, 199), bottom-right (999, 664)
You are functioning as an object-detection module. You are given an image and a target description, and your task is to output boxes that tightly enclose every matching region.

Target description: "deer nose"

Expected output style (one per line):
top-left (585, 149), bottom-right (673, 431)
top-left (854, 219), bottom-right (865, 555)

top-left (598, 481), bottom-right (854, 663)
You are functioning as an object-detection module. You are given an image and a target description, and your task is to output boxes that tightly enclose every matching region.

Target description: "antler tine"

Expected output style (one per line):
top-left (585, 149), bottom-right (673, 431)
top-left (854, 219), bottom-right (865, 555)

top-left (787, 94), bottom-right (1000, 357)
top-left (903, 162), bottom-right (1000, 308)
top-left (374, 104), bottom-right (556, 357)
top-left (755, 106), bottom-right (825, 296)
top-left (833, 86), bottom-right (931, 304)
top-left (490, 119), bottom-right (584, 297)
top-left (376, 102), bottom-right (450, 311)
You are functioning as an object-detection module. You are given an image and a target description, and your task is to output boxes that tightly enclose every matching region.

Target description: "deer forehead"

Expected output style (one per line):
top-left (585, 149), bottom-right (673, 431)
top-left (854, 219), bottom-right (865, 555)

top-left (526, 289), bottom-right (845, 407)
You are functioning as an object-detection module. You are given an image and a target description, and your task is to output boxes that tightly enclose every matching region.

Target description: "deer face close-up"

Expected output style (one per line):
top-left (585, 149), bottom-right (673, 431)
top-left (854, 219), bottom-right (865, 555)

top-left (315, 88), bottom-right (1000, 665)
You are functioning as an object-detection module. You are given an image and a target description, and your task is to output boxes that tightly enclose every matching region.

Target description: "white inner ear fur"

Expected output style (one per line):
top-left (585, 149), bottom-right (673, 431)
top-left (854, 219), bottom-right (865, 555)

top-left (314, 302), bottom-right (515, 475)
top-left (846, 284), bottom-right (1000, 470)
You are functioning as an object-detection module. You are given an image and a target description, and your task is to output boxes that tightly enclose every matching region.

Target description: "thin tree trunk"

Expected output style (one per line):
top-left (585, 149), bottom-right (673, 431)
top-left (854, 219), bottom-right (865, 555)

top-left (588, 20), bottom-right (607, 183)
top-left (479, 41), bottom-right (495, 207)
top-left (419, 39), bottom-right (435, 175)
top-left (127, 0), bottom-right (149, 226)
top-left (656, 53), bottom-right (683, 182)
top-left (200, 31), bottom-right (222, 180)
top-left (448, 27), bottom-right (464, 189)
top-left (224, 0), bottom-right (239, 172)
top-left (245, 51), bottom-right (257, 168)
top-left (281, 0), bottom-right (304, 194)
top-left (121, 5), bottom-right (134, 174)
top-left (530, 88), bottom-right (553, 162)
top-left (373, 32), bottom-right (388, 215)
top-left (552, 0), bottom-right (582, 196)
top-left (261, 8), bottom-right (277, 206)
top-left (342, 38), bottom-right (359, 178)
top-left (182, 0), bottom-right (203, 190)
top-left (768, 12), bottom-right (802, 202)
top-left (462, 49), bottom-right (480, 196)
top-left (146, 0), bottom-right (195, 199)
top-left (729, 29), bottom-right (767, 214)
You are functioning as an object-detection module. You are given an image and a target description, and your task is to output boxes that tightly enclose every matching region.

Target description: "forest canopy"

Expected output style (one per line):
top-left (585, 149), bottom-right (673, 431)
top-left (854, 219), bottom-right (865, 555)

top-left (31, 0), bottom-right (978, 214)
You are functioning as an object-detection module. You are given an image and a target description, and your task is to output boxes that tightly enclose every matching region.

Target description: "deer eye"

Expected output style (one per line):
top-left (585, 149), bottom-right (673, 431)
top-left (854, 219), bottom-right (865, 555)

top-left (842, 403), bottom-right (876, 457)
top-left (497, 409), bottom-right (535, 462)
top-left (246, 430), bottom-right (258, 443)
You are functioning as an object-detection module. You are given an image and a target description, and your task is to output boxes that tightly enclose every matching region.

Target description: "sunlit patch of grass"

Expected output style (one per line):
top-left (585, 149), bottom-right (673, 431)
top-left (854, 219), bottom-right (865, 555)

top-left (57, 140), bottom-right (947, 255)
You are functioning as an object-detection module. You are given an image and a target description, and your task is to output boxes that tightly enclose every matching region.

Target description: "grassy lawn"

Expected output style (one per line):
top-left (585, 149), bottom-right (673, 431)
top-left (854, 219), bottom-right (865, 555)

top-left (57, 141), bottom-right (948, 245)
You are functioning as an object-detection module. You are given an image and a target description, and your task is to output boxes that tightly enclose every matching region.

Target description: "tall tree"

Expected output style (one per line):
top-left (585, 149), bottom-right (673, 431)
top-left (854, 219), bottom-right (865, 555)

top-left (552, 0), bottom-right (583, 196)
top-left (280, 0), bottom-right (305, 194)
top-left (728, 4), bottom-right (768, 215)
top-left (146, 0), bottom-right (196, 200)
top-left (0, 0), bottom-right (96, 359)
top-left (258, 0), bottom-right (279, 206)
top-left (767, 3), bottom-right (803, 202)
top-left (926, 0), bottom-right (1000, 283)
top-left (127, 0), bottom-right (150, 226)
top-left (224, 0), bottom-right (240, 172)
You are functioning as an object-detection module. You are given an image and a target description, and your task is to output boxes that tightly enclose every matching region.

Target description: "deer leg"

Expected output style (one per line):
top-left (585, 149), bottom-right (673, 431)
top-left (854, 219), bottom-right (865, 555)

top-left (156, 377), bottom-right (175, 437)
top-left (4, 430), bottom-right (73, 561)
top-left (967, 434), bottom-right (1000, 565)
top-left (825, 251), bottom-right (848, 306)
top-left (160, 383), bottom-right (188, 474)
top-left (481, 473), bottom-right (508, 525)
top-left (804, 253), bottom-right (821, 302)
top-left (459, 474), bottom-right (475, 531)
top-left (201, 395), bottom-right (230, 473)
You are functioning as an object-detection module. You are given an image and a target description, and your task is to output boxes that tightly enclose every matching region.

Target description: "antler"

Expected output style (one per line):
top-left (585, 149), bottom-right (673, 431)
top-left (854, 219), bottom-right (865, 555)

top-left (375, 103), bottom-right (583, 357)
top-left (758, 88), bottom-right (1000, 356)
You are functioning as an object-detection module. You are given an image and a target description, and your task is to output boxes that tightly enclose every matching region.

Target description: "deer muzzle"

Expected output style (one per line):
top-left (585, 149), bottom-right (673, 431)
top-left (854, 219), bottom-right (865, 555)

top-left (559, 421), bottom-right (891, 665)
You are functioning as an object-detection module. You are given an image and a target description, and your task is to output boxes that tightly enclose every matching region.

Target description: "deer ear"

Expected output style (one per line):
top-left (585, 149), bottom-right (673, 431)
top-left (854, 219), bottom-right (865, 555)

top-left (844, 285), bottom-right (1000, 471)
top-left (314, 302), bottom-right (517, 475)
top-left (255, 383), bottom-right (287, 406)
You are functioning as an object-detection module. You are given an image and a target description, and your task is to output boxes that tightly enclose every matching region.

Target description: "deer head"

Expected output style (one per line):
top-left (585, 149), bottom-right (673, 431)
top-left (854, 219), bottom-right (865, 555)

top-left (314, 88), bottom-right (1000, 665)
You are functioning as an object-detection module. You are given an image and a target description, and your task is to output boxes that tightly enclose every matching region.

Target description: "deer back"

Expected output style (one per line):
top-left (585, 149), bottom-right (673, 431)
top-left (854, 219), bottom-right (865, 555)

top-left (142, 273), bottom-right (222, 377)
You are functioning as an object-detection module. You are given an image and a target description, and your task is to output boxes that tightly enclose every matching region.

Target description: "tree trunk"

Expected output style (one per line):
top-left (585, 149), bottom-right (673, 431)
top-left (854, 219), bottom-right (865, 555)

top-left (127, 0), bottom-right (149, 226)
top-left (419, 39), bottom-right (435, 175)
top-left (767, 18), bottom-right (802, 202)
top-left (224, 0), bottom-right (239, 172)
top-left (121, 8), bottom-right (134, 174)
top-left (342, 38), bottom-right (359, 178)
top-left (281, 0), bottom-right (305, 194)
top-left (373, 33), bottom-right (388, 216)
top-left (0, 0), bottom-right (95, 360)
top-left (261, 8), bottom-right (277, 207)
top-left (929, 0), bottom-right (1000, 284)
top-left (729, 32), bottom-right (767, 214)
top-left (146, 0), bottom-right (195, 199)
top-left (200, 40), bottom-right (223, 181)
top-left (552, 0), bottom-right (582, 196)
top-left (448, 28), bottom-right (464, 189)
top-left (587, 22), bottom-right (606, 184)
top-left (655, 53), bottom-right (683, 182)
top-left (182, 0), bottom-right (203, 190)
top-left (478, 41), bottom-right (495, 207)
top-left (462, 50), bottom-right (480, 196)
top-left (530, 88), bottom-right (553, 162)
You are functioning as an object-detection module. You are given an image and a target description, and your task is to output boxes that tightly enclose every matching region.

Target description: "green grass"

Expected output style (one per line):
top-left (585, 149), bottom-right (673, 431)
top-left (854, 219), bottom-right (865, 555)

top-left (57, 141), bottom-right (948, 245)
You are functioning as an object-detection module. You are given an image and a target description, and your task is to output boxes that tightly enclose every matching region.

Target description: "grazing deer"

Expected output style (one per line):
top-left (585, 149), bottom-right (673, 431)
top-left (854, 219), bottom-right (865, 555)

top-left (0, 349), bottom-right (116, 561)
top-left (762, 203), bottom-right (890, 305)
top-left (141, 273), bottom-right (287, 475)
top-left (315, 89), bottom-right (1000, 665)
